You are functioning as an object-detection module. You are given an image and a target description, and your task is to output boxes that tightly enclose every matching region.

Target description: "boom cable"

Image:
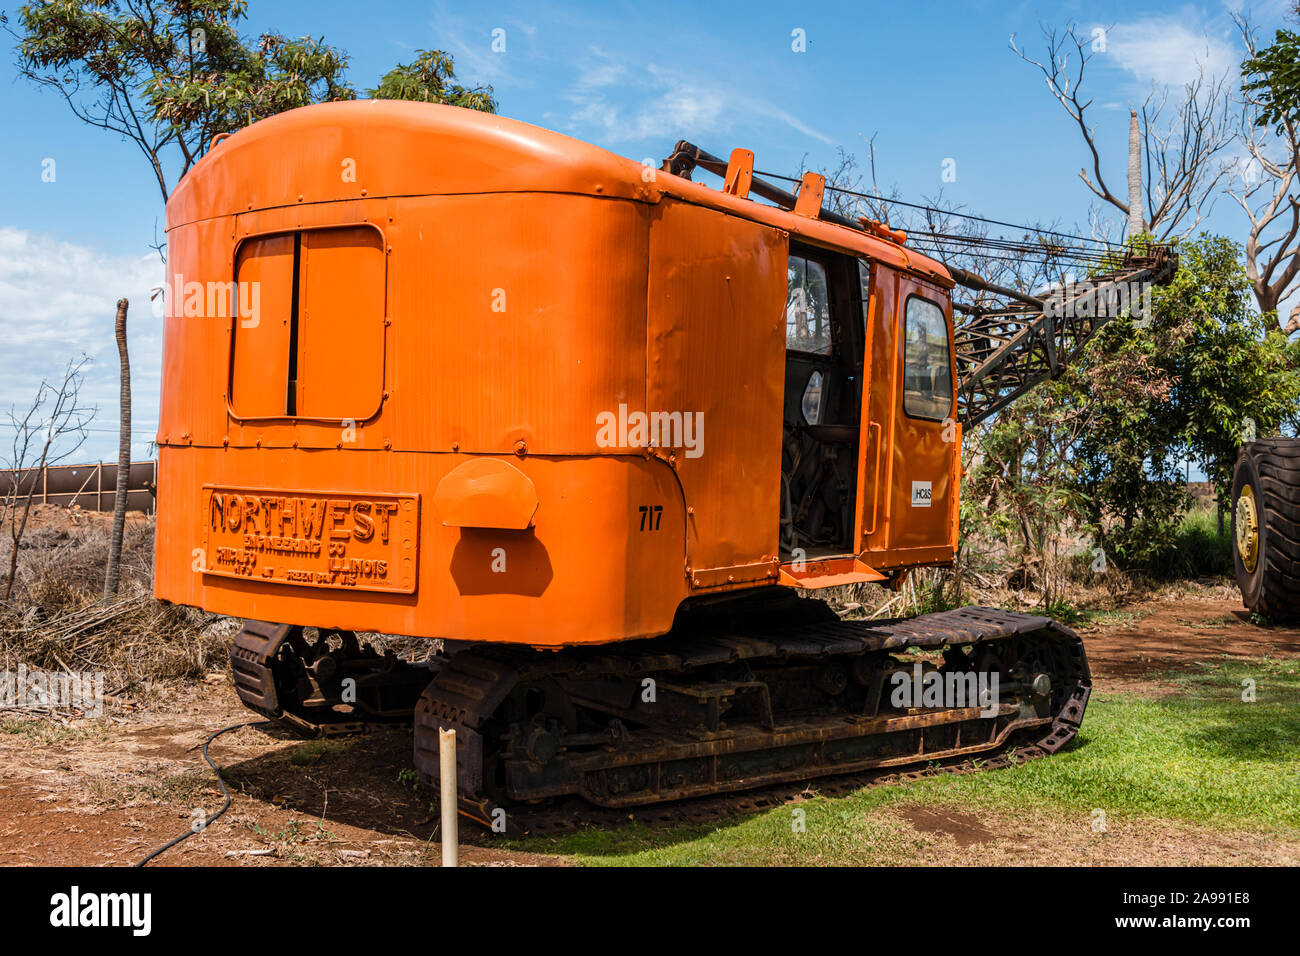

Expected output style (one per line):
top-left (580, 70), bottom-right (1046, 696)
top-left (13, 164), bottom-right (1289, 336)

top-left (753, 168), bottom-right (1116, 250)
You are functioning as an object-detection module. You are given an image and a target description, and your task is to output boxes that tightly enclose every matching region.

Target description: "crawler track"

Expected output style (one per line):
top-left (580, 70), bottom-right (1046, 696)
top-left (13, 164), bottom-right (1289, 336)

top-left (501, 725), bottom-right (1054, 836)
top-left (411, 598), bottom-right (1090, 823)
top-left (230, 620), bottom-right (432, 736)
top-left (230, 598), bottom-right (1091, 830)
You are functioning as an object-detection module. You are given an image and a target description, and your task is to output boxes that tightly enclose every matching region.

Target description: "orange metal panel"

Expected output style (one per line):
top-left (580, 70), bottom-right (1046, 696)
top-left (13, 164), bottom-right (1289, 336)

top-left (166, 102), bottom-right (952, 289)
top-left (433, 458), bottom-right (539, 530)
top-left (860, 265), bottom-right (899, 555)
top-left (155, 447), bottom-right (686, 646)
top-left (222, 202), bottom-right (397, 449)
top-left (158, 215), bottom-right (240, 446)
top-left (646, 200), bottom-right (788, 589)
top-left (388, 193), bottom-right (649, 456)
top-left (201, 485), bottom-right (419, 593)
top-left (778, 557), bottom-right (887, 588)
top-left (794, 172), bottom-right (826, 218)
top-left (723, 148), bottom-right (754, 197)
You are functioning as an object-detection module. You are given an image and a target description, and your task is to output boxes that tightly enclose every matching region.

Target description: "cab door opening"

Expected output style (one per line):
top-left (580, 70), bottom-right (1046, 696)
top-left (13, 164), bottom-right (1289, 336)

top-left (779, 243), bottom-right (867, 560)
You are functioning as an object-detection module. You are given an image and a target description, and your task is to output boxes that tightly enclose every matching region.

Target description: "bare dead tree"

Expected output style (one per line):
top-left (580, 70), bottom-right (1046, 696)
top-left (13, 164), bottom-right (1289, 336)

top-left (1010, 22), bottom-right (1235, 241)
top-left (795, 136), bottom-right (906, 232)
top-left (105, 299), bottom-right (131, 599)
top-left (801, 138), bottom-right (1072, 298)
top-left (1, 358), bottom-right (96, 602)
top-left (808, 138), bottom-right (1080, 300)
top-left (856, 132), bottom-right (899, 226)
top-left (1232, 17), bottom-right (1300, 335)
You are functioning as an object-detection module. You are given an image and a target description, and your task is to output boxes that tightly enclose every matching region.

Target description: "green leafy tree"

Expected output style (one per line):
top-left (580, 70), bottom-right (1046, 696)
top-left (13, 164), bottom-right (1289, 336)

top-left (1061, 309), bottom-right (1190, 566)
top-left (965, 235), bottom-right (1300, 573)
top-left (9, 0), bottom-right (355, 202)
top-left (1242, 2), bottom-right (1300, 132)
top-left (1068, 234), bottom-right (1299, 561)
top-left (8, 2), bottom-right (498, 205)
top-left (369, 49), bottom-right (496, 112)
top-left (1166, 236), bottom-right (1300, 508)
top-left (960, 386), bottom-right (1089, 601)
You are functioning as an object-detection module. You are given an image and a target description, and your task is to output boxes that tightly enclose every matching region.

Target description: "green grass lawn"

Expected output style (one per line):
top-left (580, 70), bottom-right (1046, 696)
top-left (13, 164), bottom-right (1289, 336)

top-left (505, 657), bottom-right (1300, 866)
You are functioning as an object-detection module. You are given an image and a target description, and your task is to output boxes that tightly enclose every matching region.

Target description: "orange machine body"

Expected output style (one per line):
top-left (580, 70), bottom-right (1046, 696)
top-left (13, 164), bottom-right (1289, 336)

top-left (155, 101), bottom-right (960, 647)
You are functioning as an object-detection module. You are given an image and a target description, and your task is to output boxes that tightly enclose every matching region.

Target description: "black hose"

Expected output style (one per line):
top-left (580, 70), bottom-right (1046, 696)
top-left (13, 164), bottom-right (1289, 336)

top-left (134, 720), bottom-right (264, 867)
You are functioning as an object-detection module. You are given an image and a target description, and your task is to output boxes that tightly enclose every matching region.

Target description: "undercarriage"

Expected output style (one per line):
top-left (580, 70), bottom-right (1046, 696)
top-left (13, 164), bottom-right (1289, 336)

top-left (230, 591), bottom-right (1090, 825)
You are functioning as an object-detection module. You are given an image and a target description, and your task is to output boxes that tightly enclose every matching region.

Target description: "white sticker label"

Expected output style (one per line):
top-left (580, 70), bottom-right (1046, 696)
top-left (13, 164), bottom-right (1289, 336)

top-left (911, 481), bottom-right (932, 507)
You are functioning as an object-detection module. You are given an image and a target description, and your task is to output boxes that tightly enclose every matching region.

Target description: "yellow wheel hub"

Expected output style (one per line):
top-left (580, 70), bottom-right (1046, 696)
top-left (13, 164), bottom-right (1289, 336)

top-left (1235, 485), bottom-right (1260, 573)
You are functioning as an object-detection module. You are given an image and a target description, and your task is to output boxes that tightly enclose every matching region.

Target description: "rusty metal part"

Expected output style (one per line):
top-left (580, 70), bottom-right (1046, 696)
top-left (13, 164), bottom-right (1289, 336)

top-left (413, 598), bottom-right (1090, 816)
top-left (230, 619), bottom-right (435, 737)
top-left (947, 265), bottom-right (1045, 310)
top-left (503, 726), bottom-right (1055, 836)
top-left (663, 141), bottom-right (868, 234)
top-left (953, 247), bottom-right (1178, 427)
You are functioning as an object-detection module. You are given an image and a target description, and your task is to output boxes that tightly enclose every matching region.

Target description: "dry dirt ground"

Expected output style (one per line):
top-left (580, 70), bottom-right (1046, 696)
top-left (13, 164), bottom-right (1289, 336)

top-left (1, 587), bottom-right (1297, 868)
top-left (886, 804), bottom-right (1300, 866)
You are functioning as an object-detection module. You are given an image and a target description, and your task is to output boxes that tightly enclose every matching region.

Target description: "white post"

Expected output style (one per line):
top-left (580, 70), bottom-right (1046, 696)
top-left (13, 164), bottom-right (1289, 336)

top-left (439, 727), bottom-right (458, 867)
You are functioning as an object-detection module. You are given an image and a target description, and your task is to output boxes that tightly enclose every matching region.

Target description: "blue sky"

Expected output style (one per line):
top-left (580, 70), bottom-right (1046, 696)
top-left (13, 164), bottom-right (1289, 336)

top-left (0, 0), bottom-right (1293, 462)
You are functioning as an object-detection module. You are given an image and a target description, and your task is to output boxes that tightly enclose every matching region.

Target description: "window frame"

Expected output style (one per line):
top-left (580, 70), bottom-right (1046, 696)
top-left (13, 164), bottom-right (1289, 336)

top-left (899, 292), bottom-right (955, 424)
top-left (784, 251), bottom-right (835, 357)
top-left (226, 222), bottom-right (389, 424)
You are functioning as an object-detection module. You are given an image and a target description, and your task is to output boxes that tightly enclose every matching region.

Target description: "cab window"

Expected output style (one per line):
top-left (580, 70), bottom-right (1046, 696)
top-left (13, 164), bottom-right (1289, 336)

top-left (786, 255), bottom-right (832, 354)
top-left (902, 296), bottom-right (953, 420)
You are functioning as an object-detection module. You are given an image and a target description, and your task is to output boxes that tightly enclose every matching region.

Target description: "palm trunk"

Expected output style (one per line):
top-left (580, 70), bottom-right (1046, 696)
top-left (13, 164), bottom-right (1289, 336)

top-left (1127, 110), bottom-right (1144, 239)
top-left (104, 298), bottom-right (131, 599)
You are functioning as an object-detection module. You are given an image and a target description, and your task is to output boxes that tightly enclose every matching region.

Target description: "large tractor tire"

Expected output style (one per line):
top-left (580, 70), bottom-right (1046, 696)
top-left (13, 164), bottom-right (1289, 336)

top-left (1232, 439), bottom-right (1300, 621)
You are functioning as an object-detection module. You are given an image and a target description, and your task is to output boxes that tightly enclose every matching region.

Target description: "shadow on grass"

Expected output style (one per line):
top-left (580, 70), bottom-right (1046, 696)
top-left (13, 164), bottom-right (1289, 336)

top-left (1151, 658), bottom-right (1300, 763)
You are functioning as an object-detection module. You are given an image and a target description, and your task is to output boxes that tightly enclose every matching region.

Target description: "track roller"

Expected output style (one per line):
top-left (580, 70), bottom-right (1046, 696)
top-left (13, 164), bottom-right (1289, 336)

top-left (230, 619), bottom-right (434, 737)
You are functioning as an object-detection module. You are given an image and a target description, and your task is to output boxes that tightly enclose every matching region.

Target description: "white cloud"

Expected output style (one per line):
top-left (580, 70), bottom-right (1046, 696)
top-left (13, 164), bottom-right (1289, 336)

top-left (1100, 14), bottom-right (1239, 87)
top-left (573, 46), bottom-right (626, 92)
top-left (0, 227), bottom-right (163, 464)
top-left (568, 84), bottom-right (726, 143)
top-left (429, 2), bottom-right (530, 89)
top-left (564, 51), bottom-right (831, 145)
top-left (746, 102), bottom-right (835, 146)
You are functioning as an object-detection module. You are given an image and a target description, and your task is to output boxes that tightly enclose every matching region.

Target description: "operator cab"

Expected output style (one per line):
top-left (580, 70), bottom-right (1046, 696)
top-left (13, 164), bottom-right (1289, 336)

top-left (779, 242), bottom-right (869, 560)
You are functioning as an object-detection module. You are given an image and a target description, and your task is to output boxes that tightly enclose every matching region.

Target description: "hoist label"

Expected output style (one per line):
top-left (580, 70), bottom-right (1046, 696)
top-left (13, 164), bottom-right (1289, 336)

top-left (911, 481), bottom-right (933, 508)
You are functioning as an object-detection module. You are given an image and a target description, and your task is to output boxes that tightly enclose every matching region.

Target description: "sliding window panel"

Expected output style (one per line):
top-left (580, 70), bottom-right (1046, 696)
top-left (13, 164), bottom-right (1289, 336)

top-left (295, 226), bottom-right (387, 421)
top-left (230, 233), bottom-right (295, 418)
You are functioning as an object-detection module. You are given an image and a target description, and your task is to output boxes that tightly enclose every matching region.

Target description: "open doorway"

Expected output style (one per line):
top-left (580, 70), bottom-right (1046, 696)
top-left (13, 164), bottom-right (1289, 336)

top-left (779, 242), bottom-right (868, 560)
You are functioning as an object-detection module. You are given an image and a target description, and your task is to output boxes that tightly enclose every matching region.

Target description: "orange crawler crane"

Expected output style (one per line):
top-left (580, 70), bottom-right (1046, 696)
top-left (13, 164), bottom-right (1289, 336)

top-left (157, 102), bottom-right (1175, 816)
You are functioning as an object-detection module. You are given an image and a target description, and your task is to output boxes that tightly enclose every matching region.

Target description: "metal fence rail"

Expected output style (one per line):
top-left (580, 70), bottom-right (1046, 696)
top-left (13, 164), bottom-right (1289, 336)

top-left (0, 460), bottom-right (157, 514)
